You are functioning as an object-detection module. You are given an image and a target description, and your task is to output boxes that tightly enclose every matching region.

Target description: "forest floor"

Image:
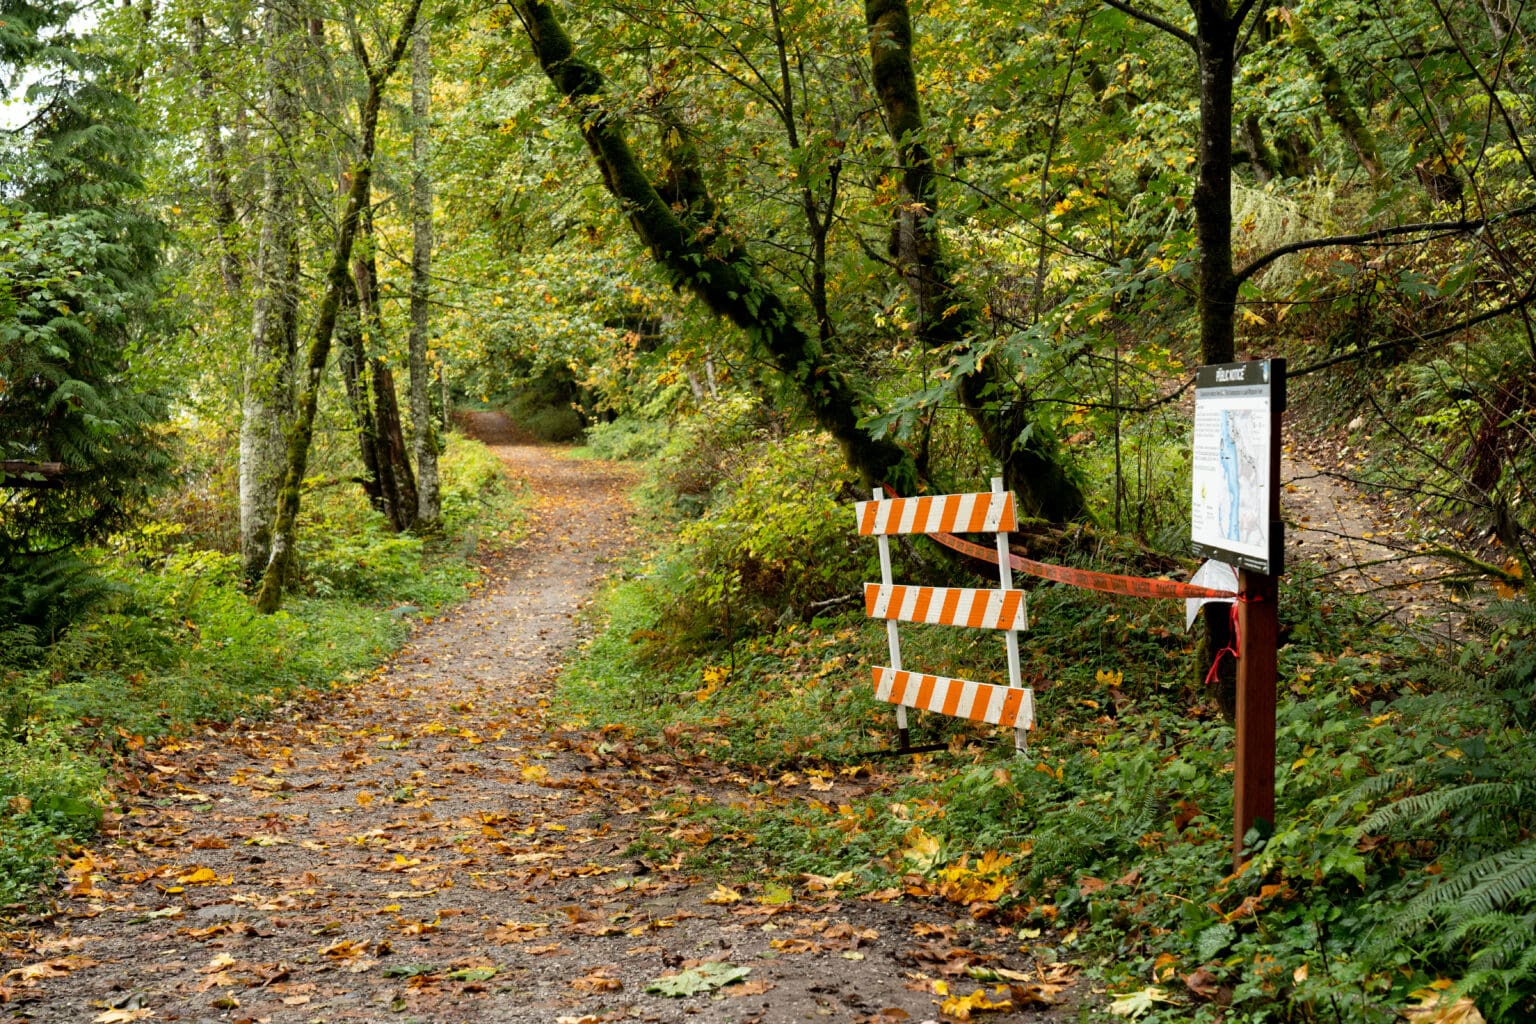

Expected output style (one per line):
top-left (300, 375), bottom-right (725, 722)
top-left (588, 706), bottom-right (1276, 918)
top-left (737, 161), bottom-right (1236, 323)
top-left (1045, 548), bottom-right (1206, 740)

top-left (0, 413), bottom-right (1075, 1024)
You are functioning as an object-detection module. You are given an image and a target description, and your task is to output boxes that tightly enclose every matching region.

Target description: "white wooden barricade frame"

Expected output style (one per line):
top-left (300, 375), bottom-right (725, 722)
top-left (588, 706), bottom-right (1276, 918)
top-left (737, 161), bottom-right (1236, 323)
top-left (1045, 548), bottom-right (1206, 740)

top-left (860, 477), bottom-right (1033, 753)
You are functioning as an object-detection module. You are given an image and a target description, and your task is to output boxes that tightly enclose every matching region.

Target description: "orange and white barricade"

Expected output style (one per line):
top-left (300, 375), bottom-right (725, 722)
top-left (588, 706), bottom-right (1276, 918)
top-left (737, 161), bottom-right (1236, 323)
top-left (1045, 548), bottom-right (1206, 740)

top-left (855, 477), bottom-right (1032, 753)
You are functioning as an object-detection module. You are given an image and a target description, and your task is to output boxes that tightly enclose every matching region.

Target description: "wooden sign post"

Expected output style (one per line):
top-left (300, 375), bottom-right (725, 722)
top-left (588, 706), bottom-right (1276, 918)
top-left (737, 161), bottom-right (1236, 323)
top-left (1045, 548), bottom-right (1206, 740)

top-left (1190, 359), bottom-right (1285, 869)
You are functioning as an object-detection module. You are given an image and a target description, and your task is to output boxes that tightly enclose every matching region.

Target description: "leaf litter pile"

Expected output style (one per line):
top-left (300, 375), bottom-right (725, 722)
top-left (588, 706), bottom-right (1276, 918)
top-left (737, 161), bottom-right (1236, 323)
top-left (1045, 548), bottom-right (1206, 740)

top-left (0, 421), bottom-right (1078, 1023)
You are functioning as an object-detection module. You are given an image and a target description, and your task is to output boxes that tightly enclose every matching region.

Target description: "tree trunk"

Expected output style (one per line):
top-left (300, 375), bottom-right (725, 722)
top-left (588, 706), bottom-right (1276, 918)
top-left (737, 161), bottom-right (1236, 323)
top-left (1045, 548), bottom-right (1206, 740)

top-left (1281, 9), bottom-right (1385, 181)
top-left (354, 203), bottom-right (418, 532)
top-left (408, 19), bottom-right (440, 531)
top-left (865, 0), bottom-right (1086, 522)
top-left (336, 274), bottom-right (386, 512)
top-left (239, 0), bottom-right (301, 586)
top-left (188, 13), bottom-right (242, 295)
top-left (254, 0), bottom-right (425, 613)
top-left (1194, 2), bottom-right (1238, 367)
top-left (510, 0), bottom-right (914, 493)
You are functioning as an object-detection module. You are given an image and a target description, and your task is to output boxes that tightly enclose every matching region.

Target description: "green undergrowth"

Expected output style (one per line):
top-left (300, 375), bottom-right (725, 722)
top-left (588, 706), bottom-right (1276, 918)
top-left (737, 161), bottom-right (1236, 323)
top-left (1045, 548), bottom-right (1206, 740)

top-left (555, 401), bottom-right (1536, 1022)
top-left (0, 431), bottom-right (526, 911)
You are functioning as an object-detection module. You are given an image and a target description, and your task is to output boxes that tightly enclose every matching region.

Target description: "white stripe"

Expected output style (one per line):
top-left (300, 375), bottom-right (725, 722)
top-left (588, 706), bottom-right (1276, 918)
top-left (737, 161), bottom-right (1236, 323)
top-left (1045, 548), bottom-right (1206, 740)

top-left (874, 667), bottom-right (895, 702)
top-left (983, 590), bottom-right (1004, 627)
top-left (898, 586), bottom-right (920, 621)
top-left (896, 500), bottom-right (918, 534)
top-left (873, 501), bottom-right (891, 533)
top-left (983, 493), bottom-right (1006, 532)
top-left (953, 492), bottom-right (976, 530)
top-left (957, 678), bottom-right (980, 719)
top-left (922, 500), bottom-right (944, 534)
top-left (1017, 689), bottom-right (1035, 730)
top-left (871, 584), bottom-right (892, 617)
top-left (982, 684), bottom-right (1007, 725)
top-left (953, 589), bottom-right (976, 624)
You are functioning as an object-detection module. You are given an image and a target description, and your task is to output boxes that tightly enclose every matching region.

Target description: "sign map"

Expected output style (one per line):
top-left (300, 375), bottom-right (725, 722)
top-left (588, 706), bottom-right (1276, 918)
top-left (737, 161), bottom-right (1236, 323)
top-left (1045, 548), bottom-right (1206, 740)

top-left (1191, 360), bottom-right (1283, 574)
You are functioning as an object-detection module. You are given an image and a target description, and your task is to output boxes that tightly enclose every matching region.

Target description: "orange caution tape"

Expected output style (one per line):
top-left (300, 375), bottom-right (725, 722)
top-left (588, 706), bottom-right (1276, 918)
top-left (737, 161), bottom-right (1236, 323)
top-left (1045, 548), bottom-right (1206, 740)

top-left (880, 485), bottom-right (1238, 601)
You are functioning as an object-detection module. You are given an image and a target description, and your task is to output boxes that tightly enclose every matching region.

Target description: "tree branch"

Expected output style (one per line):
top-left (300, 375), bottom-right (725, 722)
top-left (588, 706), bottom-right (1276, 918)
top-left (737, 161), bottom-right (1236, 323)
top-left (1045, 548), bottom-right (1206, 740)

top-left (1234, 204), bottom-right (1536, 285)
top-left (1100, 0), bottom-right (1196, 49)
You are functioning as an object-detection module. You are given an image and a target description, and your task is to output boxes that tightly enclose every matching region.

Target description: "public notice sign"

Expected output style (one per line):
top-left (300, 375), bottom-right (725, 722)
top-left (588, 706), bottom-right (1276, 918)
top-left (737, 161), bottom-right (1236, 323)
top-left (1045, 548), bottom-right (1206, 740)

top-left (1191, 359), bottom-right (1284, 575)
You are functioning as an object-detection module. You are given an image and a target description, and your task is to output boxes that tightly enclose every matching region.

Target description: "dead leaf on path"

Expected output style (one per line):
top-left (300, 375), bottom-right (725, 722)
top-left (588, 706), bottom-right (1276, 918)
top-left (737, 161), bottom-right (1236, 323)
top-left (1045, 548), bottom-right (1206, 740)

top-left (3, 955), bottom-right (99, 984)
top-left (939, 985), bottom-right (1013, 1020)
top-left (725, 980), bottom-right (776, 997)
top-left (319, 939), bottom-right (369, 959)
top-left (768, 937), bottom-right (821, 954)
top-left (571, 968), bottom-right (622, 993)
top-left (92, 1010), bottom-right (155, 1023)
top-left (489, 921), bottom-right (549, 943)
top-left (525, 943), bottom-right (565, 955)
top-left (859, 887), bottom-right (902, 902)
top-left (704, 884), bottom-right (741, 905)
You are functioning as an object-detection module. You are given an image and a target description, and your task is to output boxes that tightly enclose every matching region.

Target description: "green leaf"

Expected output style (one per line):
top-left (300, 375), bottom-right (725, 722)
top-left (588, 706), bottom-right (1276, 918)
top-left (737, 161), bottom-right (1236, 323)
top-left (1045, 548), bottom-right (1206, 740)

top-left (645, 962), bottom-right (751, 997)
top-left (446, 966), bottom-right (497, 982)
top-left (1107, 985), bottom-right (1176, 1018)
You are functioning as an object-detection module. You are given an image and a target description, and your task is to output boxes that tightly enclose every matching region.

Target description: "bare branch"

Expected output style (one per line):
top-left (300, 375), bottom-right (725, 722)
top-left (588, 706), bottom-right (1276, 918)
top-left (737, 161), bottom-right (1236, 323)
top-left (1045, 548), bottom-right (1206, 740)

top-left (1100, 0), bottom-right (1196, 49)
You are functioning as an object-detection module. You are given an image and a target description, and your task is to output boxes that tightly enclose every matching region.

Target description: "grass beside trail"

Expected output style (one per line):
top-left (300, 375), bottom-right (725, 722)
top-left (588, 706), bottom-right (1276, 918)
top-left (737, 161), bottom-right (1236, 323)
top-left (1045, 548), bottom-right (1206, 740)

top-left (0, 432), bottom-right (528, 911)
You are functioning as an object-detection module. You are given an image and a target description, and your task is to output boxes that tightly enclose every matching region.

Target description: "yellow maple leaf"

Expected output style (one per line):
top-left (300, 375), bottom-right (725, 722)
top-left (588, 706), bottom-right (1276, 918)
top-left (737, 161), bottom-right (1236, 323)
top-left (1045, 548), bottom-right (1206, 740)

top-left (703, 884), bottom-right (741, 905)
top-left (940, 986), bottom-right (1013, 1020)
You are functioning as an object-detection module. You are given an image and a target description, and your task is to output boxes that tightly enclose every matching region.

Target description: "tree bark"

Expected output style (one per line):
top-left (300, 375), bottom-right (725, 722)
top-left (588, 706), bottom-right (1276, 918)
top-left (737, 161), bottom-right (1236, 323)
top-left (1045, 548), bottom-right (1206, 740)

top-left (354, 202), bottom-right (418, 532)
top-left (865, 0), bottom-right (1086, 522)
top-left (1194, 1), bottom-right (1238, 366)
top-left (188, 13), bottom-right (242, 295)
top-left (239, 0), bottom-right (301, 586)
top-left (255, 0), bottom-right (425, 613)
top-left (408, 19), bottom-right (440, 531)
top-left (510, 0), bottom-right (914, 492)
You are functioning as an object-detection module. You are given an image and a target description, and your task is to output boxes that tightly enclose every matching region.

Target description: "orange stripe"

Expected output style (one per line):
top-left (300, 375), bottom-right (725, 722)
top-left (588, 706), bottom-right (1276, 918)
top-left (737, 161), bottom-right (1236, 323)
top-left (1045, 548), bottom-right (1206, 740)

top-left (939, 589), bottom-right (961, 625)
top-left (957, 682), bottom-right (985, 721)
top-left (965, 497), bottom-right (987, 533)
top-left (890, 670), bottom-right (915, 704)
top-left (997, 494), bottom-right (1016, 531)
top-left (998, 689), bottom-right (1023, 727)
top-left (913, 496), bottom-right (933, 532)
top-left (859, 502), bottom-right (877, 535)
top-left (1003, 592), bottom-right (1021, 625)
top-left (966, 593), bottom-right (988, 628)
top-left (914, 675), bottom-right (937, 711)
top-left (864, 584), bottom-right (878, 617)
top-left (911, 586), bottom-right (934, 622)
top-left (936, 495), bottom-right (958, 533)
top-left (940, 679), bottom-right (964, 717)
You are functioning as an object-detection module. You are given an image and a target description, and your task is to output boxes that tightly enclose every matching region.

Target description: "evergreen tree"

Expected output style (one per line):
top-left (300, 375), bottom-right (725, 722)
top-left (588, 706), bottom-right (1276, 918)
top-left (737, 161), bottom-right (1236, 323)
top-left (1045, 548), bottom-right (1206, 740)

top-left (0, 0), bottom-right (171, 634)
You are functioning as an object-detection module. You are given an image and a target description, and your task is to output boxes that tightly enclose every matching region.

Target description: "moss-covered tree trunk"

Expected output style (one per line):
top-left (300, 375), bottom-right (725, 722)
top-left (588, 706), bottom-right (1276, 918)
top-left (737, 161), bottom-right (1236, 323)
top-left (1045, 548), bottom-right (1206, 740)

top-left (239, 0), bottom-right (301, 587)
top-left (408, 20), bottom-right (441, 532)
top-left (254, 0), bottom-right (424, 613)
top-left (865, 0), bottom-right (1086, 523)
top-left (509, 0), bottom-right (914, 493)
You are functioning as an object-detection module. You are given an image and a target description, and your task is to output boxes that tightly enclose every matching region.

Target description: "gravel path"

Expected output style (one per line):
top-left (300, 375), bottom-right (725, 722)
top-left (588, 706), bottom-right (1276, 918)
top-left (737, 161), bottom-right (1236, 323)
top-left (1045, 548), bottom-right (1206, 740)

top-left (1, 418), bottom-right (1071, 1024)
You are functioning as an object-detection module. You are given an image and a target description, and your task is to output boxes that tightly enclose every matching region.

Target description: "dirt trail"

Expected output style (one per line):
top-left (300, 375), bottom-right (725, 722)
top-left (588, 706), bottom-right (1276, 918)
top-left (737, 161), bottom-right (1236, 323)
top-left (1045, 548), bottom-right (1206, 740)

top-left (2, 415), bottom-right (1066, 1024)
top-left (1281, 443), bottom-right (1474, 640)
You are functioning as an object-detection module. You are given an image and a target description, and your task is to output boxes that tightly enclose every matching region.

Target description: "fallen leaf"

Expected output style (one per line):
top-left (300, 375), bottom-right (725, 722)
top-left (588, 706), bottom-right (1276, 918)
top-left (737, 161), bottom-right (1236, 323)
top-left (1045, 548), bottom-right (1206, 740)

top-left (939, 985), bottom-right (1012, 1020)
top-left (92, 1011), bottom-right (155, 1023)
top-left (571, 968), bottom-right (621, 993)
top-left (1107, 986), bottom-right (1175, 1018)
top-left (704, 884), bottom-right (741, 905)
top-left (1403, 993), bottom-right (1486, 1024)
top-left (646, 962), bottom-right (751, 997)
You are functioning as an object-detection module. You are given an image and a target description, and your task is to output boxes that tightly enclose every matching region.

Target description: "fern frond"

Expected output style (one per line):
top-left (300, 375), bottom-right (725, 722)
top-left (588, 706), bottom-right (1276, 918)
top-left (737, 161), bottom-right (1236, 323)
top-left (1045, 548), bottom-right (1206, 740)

top-left (1361, 782), bottom-right (1523, 834)
top-left (1378, 842), bottom-right (1536, 946)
